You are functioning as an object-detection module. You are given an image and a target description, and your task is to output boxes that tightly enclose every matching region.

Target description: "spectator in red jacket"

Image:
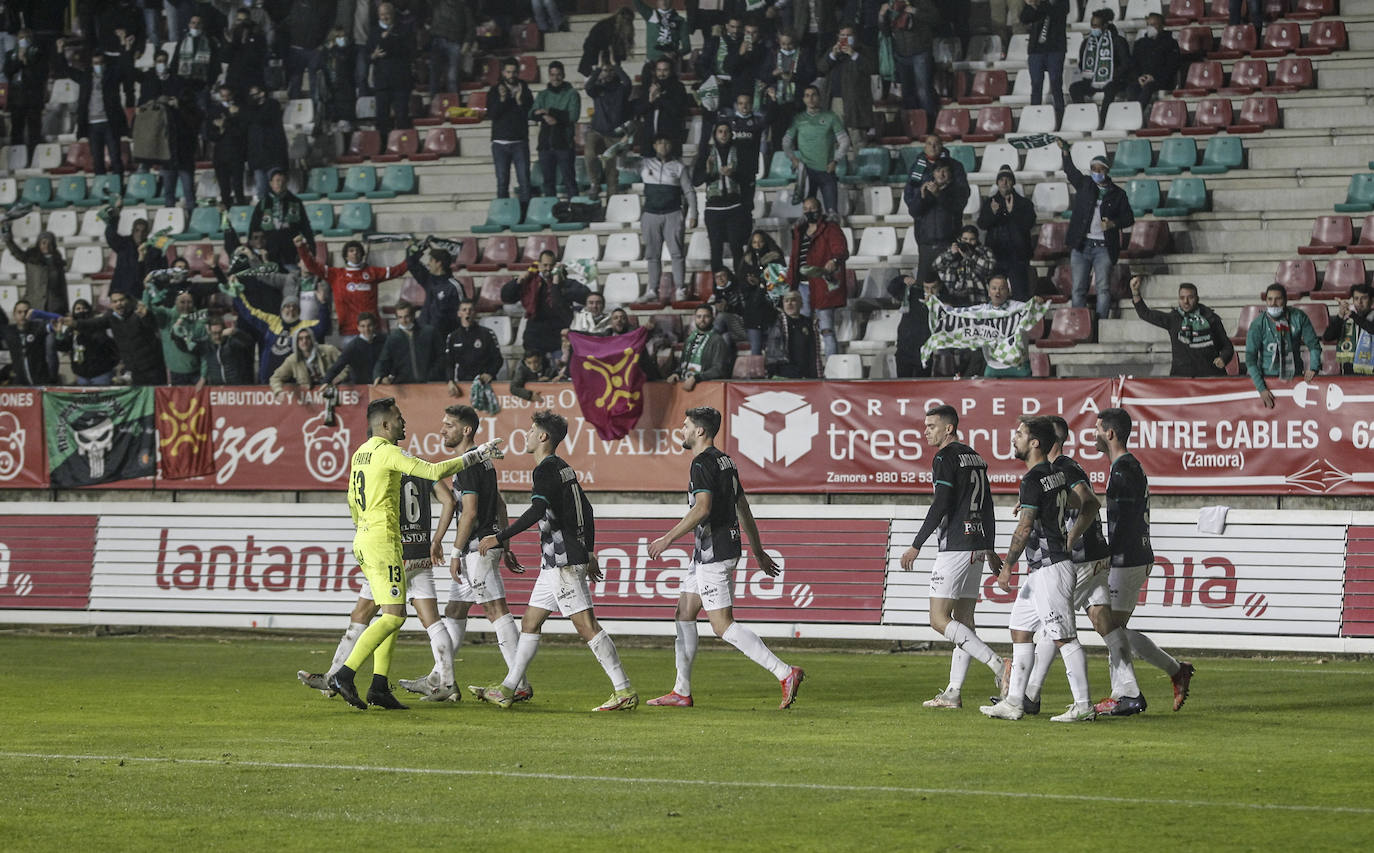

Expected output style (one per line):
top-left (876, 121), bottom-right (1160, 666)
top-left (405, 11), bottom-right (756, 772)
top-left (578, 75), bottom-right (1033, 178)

top-left (295, 235), bottom-right (407, 338)
top-left (787, 197), bottom-right (849, 358)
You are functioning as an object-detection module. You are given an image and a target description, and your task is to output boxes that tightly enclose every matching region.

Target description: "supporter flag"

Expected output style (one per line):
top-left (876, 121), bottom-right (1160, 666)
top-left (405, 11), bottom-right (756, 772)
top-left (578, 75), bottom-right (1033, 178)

top-left (43, 388), bottom-right (156, 487)
top-left (569, 328), bottom-right (650, 440)
top-left (155, 386), bottom-right (216, 480)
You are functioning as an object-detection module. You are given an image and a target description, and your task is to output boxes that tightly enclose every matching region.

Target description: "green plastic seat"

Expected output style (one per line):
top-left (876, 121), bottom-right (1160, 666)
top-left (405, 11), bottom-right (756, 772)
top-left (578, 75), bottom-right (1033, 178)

top-left (892, 146), bottom-right (921, 181)
top-left (1154, 177), bottom-right (1208, 217)
top-left (1334, 173), bottom-right (1374, 214)
top-left (1144, 137), bottom-right (1197, 176)
top-left (512, 196), bottom-right (558, 233)
top-left (124, 172), bottom-right (158, 202)
top-left (297, 167), bottom-right (338, 201)
top-left (1125, 179), bottom-right (1161, 217)
top-left (1109, 138), bottom-right (1153, 177)
top-left (228, 204), bottom-right (254, 234)
top-left (324, 201), bottom-right (373, 237)
top-left (76, 174), bottom-right (120, 207)
top-left (21, 177), bottom-right (53, 207)
top-left (306, 202), bottom-right (335, 234)
top-left (1193, 136), bottom-right (1243, 175)
top-left (947, 145), bottom-right (977, 176)
top-left (331, 165), bottom-right (376, 200)
top-left (756, 151), bottom-right (797, 188)
top-left (53, 176), bottom-right (88, 207)
top-left (373, 165), bottom-right (415, 197)
top-left (471, 197), bottom-right (522, 233)
top-left (842, 147), bottom-right (890, 185)
top-left (176, 205), bottom-right (226, 241)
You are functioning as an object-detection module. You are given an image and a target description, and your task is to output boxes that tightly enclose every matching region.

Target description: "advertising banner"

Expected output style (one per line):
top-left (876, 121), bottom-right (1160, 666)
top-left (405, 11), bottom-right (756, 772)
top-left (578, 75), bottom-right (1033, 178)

top-left (0, 387), bottom-right (47, 488)
top-left (0, 515), bottom-right (97, 609)
top-left (155, 386), bottom-right (216, 480)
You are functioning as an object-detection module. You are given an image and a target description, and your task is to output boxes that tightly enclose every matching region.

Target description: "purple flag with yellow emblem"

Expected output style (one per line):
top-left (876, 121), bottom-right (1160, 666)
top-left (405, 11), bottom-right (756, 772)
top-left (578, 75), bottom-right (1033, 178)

top-left (568, 328), bottom-right (649, 440)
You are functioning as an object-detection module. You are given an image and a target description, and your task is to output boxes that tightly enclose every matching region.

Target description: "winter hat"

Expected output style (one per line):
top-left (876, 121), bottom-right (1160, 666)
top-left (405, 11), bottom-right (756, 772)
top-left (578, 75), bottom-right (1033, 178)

top-left (996, 166), bottom-right (1016, 183)
top-left (1091, 155), bottom-right (1110, 169)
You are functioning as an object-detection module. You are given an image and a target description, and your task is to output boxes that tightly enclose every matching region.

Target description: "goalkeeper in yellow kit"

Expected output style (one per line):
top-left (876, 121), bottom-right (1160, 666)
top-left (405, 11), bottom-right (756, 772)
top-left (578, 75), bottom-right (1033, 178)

top-left (329, 397), bottom-right (505, 710)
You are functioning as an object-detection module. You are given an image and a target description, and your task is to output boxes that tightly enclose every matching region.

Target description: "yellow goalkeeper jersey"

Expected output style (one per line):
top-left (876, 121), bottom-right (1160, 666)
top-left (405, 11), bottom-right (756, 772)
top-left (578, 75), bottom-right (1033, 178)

top-left (348, 436), bottom-right (468, 545)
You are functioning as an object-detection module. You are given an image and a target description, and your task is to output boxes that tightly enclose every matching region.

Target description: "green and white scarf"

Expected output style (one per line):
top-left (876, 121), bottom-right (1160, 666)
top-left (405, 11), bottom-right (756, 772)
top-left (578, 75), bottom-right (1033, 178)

top-left (920, 295), bottom-right (1052, 366)
top-left (682, 329), bottom-right (716, 376)
top-left (1080, 30), bottom-right (1117, 88)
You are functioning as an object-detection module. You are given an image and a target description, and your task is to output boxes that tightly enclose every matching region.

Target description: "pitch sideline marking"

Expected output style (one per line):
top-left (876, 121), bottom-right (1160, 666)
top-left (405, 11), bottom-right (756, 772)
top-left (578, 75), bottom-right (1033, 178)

top-left (1, 751), bottom-right (1370, 816)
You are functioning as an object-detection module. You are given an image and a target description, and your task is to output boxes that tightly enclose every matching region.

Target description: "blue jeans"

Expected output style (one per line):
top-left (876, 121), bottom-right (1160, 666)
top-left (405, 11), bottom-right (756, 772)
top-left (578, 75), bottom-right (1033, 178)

top-left (1229, 0), bottom-right (1263, 30)
top-left (286, 46), bottom-right (321, 100)
top-left (898, 51), bottom-right (939, 119)
top-left (530, 0), bottom-right (564, 32)
top-left (803, 164), bottom-right (838, 213)
top-left (493, 140), bottom-right (532, 203)
top-left (539, 147), bottom-right (577, 200)
top-left (77, 371), bottom-right (114, 386)
top-left (1070, 243), bottom-right (1113, 318)
top-left (1028, 51), bottom-right (1065, 116)
top-left (163, 168), bottom-right (195, 210)
top-left (430, 37), bottom-right (464, 96)
top-left (89, 121), bottom-right (123, 176)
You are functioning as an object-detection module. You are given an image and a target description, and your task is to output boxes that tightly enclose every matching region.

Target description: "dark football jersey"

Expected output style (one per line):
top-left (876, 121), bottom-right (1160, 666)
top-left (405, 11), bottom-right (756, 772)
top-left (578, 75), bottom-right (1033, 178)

top-left (452, 457), bottom-right (503, 554)
top-left (1018, 461), bottom-right (1071, 571)
top-left (928, 441), bottom-right (994, 551)
top-left (1052, 454), bottom-right (1111, 563)
top-left (688, 447), bottom-right (743, 563)
top-left (1106, 452), bottom-right (1154, 568)
top-left (399, 474), bottom-right (432, 561)
top-left (531, 454), bottom-right (594, 568)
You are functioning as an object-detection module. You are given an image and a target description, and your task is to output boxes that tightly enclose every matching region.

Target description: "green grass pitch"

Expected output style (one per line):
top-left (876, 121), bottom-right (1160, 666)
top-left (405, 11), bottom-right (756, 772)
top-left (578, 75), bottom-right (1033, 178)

top-left (0, 631), bottom-right (1370, 851)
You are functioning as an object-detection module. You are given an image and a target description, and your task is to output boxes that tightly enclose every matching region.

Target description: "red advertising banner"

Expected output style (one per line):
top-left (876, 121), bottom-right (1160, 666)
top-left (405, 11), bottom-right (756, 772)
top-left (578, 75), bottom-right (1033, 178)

top-left (0, 387), bottom-right (48, 488)
top-left (0, 515), bottom-right (97, 609)
top-left (724, 379), bottom-right (1118, 493)
top-left (378, 381), bottom-right (725, 491)
top-left (1343, 526), bottom-right (1374, 637)
top-left (1119, 377), bottom-right (1374, 495)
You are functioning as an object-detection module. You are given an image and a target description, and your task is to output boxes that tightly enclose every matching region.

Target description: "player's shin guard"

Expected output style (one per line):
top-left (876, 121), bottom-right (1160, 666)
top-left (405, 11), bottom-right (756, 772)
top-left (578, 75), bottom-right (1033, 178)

top-left (674, 620), bottom-right (699, 696)
top-left (942, 621), bottom-right (1001, 673)
top-left (1126, 628), bottom-right (1180, 676)
top-left (722, 622), bottom-right (791, 680)
top-left (947, 648), bottom-right (972, 693)
top-left (426, 621), bottom-right (454, 683)
top-left (502, 632), bottom-right (541, 692)
top-left (588, 630), bottom-right (632, 690)
top-left (1059, 639), bottom-right (1090, 706)
top-left (442, 616), bottom-right (465, 655)
top-left (343, 613), bottom-right (405, 675)
top-left (1025, 633), bottom-right (1057, 702)
top-left (1008, 642), bottom-right (1034, 705)
top-left (1103, 628), bottom-right (1139, 698)
top-left (329, 622), bottom-right (367, 677)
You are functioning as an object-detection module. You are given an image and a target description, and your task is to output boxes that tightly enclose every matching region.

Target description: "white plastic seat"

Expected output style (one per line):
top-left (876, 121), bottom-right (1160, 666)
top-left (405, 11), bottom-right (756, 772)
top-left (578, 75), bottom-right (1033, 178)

top-left (1070, 140), bottom-right (1108, 174)
top-left (0, 283), bottom-right (18, 311)
top-left (864, 186), bottom-right (894, 217)
top-left (685, 230), bottom-right (711, 263)
top-left (834, 307), bottom-right (859, 343)
top-left (1103, 101), bottom-right (1143, 133)
top-left (1022, 144), bottom-right (1063, 175)
top-left (963, 184), bottom-right (981, 216)
top-left (478, 314), bottom-right (513, 345)
top-left (601, 272), bottom-right (641, 306)
top-left (851, 226), bottom-right (898, 264)
top-left (67, 282), bottom-right (92, 307)
top-left (896, 226), bottom-right (919, 263)
top-left (3, 145), bottom-right (29, 172)
top-left (847, 309), bottom-right (903, 354)
top-left (1032, 181), bottom-right (1070, 217)
top-left (118, 207), bottom-right (149, 235)
top-left (823, 353), bottom-right (864, 379)
top-left (932, 37), bottom-right (962, 66)
top-left (11, 211), bottom-right (40, 243)
top-left (1066, 32), bottom-right (1084, 66)
top-left (591, 193), bottom-right (641, 231)
top-left (560, 233), bottom-right (600, 262)
top-left (1004, 70), bottom-right (1033, 105)
top-left (78, 209), bottom-right (106, 241)
top-left (0, 251), bottom-right (23, 279)
top-left (152, 206), bottom-right (185, 235)
top-left (285, 98), bottom-right (314, 129)
top-left (1059, 104), bottom-right (1101, 136)
top-left (1005, 34), bottom-right (1030, 63)
top-left (0, 177), bottom-right (17, 206)
top-left (1016, 104), bottom-right (1058, 134)
top-left (29, 142), bottom-right (61, 172)
top-left (972, 143), bottom-right (1020, 181)
top-left (769, 188), bottom-right (803, 222)
top-left (69, 245), bottom-right (105, 276)
top-left (49, 79), bottom-right (79, 105)
top-left (46, 209), bottom-right (78, 239)
top-left (1123, 0), bottom-right (1164, 23)
top-left (601, 232), bottom-right (642, 263)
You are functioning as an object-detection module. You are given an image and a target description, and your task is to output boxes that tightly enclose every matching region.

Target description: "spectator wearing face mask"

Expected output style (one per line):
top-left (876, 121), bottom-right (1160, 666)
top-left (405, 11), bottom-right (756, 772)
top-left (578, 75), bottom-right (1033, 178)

top-left (54, 299), bottom-right (122, 386)
top-left (137, 50), bottom-right (178, 104)
top-left (254, 169), bottom-right (314, 269)
top-left (933, 225), bottom-right (996, 307)
top-left (787, 196), bottom-right (848, 357)
top-left (1068, 8), bottom-right (1130, 122)
top-left (245, 89), bottom-right (291, 202)
top-left (694, 121), bottom-right (751, 276)
top-left (228, 287), bottom-right (325, 383)
top-left (224, 7), bottom-right (268, 98)
top-left (161, 89), bottom-right (200, 213)
top-left (368, 2), bottom-right (414, 143)
top-left (208, 86), bottom-right (250, 206)
top-left (321, 28), bottom-right (359, 132)
top-left (78, 52), bottom-right (130, 180)
top-left (1247, 284), bottom-right (1322, 409)
top-left (170, 13), bottom-right (218, 117)
top-left (1124, 13), bottom-right (1181, 111)
top-left (1058, 138), bottom-right (1132, 319)
top-left (296, 235), bottom-right (406, 338)
top-left (3, 29), bottom-right (48, 156)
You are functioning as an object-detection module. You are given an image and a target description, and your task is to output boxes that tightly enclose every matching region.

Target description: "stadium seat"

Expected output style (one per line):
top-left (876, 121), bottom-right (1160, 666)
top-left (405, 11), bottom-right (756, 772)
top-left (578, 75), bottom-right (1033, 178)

top-left (1221, 59), bottom-right (1268, 94)
top-left (1296, 303), bottom-right (1330, 336)
top-left (973, 143), bottom-right (1019, 181)
top-left (1167, 0), bottom-right (1205, 24)
top-left (1015, 105), bottom-right (1058, 136)
top-left (1137, 100), bottom-right (1188, 137)
top-left (452, 91), bottom-right (487, 124)
top-left (1031, 181), bottom-right (1070, 217)
top-left (863, 185), bottom-right (895, 217)
top-left (1175, 25), bottom-right (1213, 56)
top-left (1004, 33), bottom-right (1029, 61)
top-left (409, 128), bottom-right (457, 161)
top-left (1334, 175), bottom-right (1374, 214)
top-left (1110, 138), bottom-right (1154, 177)
top-left (374, 165), bottom-right (416, 197)
top-left (1274, 259), bottom-right (1318, 299)
top-left (1231, 305), bottom-right (1263, 344)
top-left (374, 129), bottom-right (419, 163)
top-left (823, 354), bottom-right (864, 379)
top-left (1059, 104), bottom-right (1100, 136)
top-left (228, 204), bottom-right (254, 234)
top-left (963, 106), bottom-right (1012, 144)
top-left (851, 227), bottom-right (898, 264)
top-left (516, 55), bottom-right (539, 83)
top-left (338, 130), bottom-right (380, 164)
top-left (757, 151), bottom-right (797, 188)
top-left (1297, 215), bottom-right (1352, 255)
top-left (848, 148), bottom-right (892, 184)
top-left (732, 354), bottom-right (767, 379)
top-left (1310, 258), bottom-right (1366, 299)
top-left (476, 275), bottom-right (506, 313)
top-left (471, 198), bottom-right (522, 233)
top-left (333, 166), bottom-right (377, 200)
top-left (1228, 96), bottom-right (1279, 133)
top-left (933, 108), bottom-right (970, 141)
top-left (847, 310), bottom-right (902, 354)
top-left (306, 202), bottom-right (334, 234)
top-left (601, 232), bottom-right (643, 264)
top-left (1193, 136), bottom-right (1244, 174)
top-left (329, 202), bottom-right (373, 237)
top-left (1120, 221), bottom-right (1172, 258)
top-left (1, 145), bottom-right (27, 173)
top-left (121, 173), bottom-right (154, 203)
top-left (1154, 177), bottom-right (1208, 216)
top-left (417, 92), bottom-right (461, 127)
top-left (602, 272), bottom-right (641, 306)
top-left (902, 108), bottom-right (929, 141)
top-left (84, 174), bottom-right (121, 207)
top-left (68, 245), bottom-right (105, 277)
top-left (46, 209), bottom-right (77, 240)
top-left (1349, 215), bottom-right (1374, 255)
top-left (1209, 25), bottom-right (1257, 60)
top-left (1033, 221), bottom-right (1070, 260)
top-left (1302, 20), bottom-right (1347, 54)
top-left (177, 243), bottom-right (217, 277)
top-left (1290, 0), bottom-right (1334, 17)
top-left (1145, 137), bottom-right (1197, 175)
top-left (1184, 98), bottom-right (1233, 135)
top-left (1175, 61), bottom-right (1223, 96)
top-left (52, 175), bottom-right (87, 207)
top-left (1102, 101), bottom-right (1144, 136)
top-left (1019, 143), bottom-right (1061, 175)
top-left (1125, 179), bottom-right (1162, 217)
top-left (29, 143), bottom-right (61, 173)
top-left (591, 194), bottom-right (643, 232)
top-left (477, 314), bottom-right (513, 345)
top-left (20, 177), bottom-right (52, 207)
top-left (0, 177), bottom-right (14, 207)
top-left (452, 238), bottom-right (478, 268)
top-left (176, 205), bottom-right (225, 241)
top-left (1123, 0), bottom-right (1163, 21)
top-left (52, 141), bottom-right (89, 175)
top-left (469, 236), bottom-right (518, 272)
top-left (1254, 22), bottom-right (1301, 57)
top-left (1267, 57), bottom-right (1313, 93)
top-left (298, 167), bottom-right (337, 201)
top-left (961, 70), bottom-right (1007, 104)
top-left (1035, 308), bottom-right (1094, 348)
top-left (561, 233), bottom-right (599, 263)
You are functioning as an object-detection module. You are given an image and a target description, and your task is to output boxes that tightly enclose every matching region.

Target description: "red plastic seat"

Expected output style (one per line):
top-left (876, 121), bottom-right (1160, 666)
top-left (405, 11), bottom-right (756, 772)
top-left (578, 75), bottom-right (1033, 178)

top-left (961, 70), bottom-right (1008, 105)
top-left (374, 129), bottom-right (419, 163)
top-left (1274, 259), bottom-right (1317, 299)
top-left (1035, 307), bottom-right (1094, 348)
top-left (878, 110), bottom-right (923, 145)
top-left (964, 106), bottom-right (1013, 143)
top-left (1298, 215), bottom-right (1354, 255)
top-left (1166, 0), bottom-right (1205, 25)
top-left (1050, 263), bottom-right (1073, 302)
top-left (1254, 22), bottom-right (1302, 58)
top-left (410, 127), bottom-right (457, 162)
top-left (1301, 20), bottom-right (1347, 54)
top-left (473, 58), bottom-right (500, 89)
top-left (54, 141), bottom-right (92, 174)
top-left (1176, 25), bottom-right (1214, 56)
top-left (476, 275), bottom-right (507, 313)
top-left (416, 93), bottom-right (461, 127)
top-left (512, 21), bottom-right (543, 52)
top-left (1209, 25), bottom-right (1257, 59)
top-left (933, 108), bottom-right (970, 141)
top-left (518, 234), bottom-right (559, 265)
top-left (1220, 59), bottom-right (1268, 94)
top-left (468, 236), bottom-right (519, 272)
top-left (1266, 57), bottom-right (1313, 93)
top-left (1200, 0), bottom-right (1233, 22)
top-left (1120, 221), bottom-right (1172, 258)
top-left (451, 90), bottom-right (488, 125)
top-left (1227, 96), bottom-right (1279, 133)
top-left (452, 275), bottom-right (476, 303)
top-left (1231, 305), bottom-right (1263, 344)
top-left (1137, 100), bottom-right (1188, 137)
top-left (516, 55), bottom-right (539, 83)
top-left (904, 108), bottom-right (929, 140)
top-left (1033, 221), bottom-right (1069, 260)
top-left (452, 237), bottom-right (478, 269)
top-left (1349, 214), bottom-right (1374, 255)
top-left (171, 243), bottom-right (216, 277)
top-left (1290, 0), bottom-right (1335, 19)
top-left (1175, 61), bottom-right (1224, 95)
top-left (1312, 259), bottom-right (1368, 299)
top-left (338, 130), bottom-right (380, 164)
top-left (1297, 302), bottom-right (1330, 336)
top-left (1183, 98), bottom-right (1233, 135)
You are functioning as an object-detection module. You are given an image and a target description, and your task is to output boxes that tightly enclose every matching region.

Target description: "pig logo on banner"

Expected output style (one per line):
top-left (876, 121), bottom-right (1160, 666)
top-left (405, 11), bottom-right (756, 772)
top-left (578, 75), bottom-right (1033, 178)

top-left (733, 390), bottom-right (819, 468)
top-left (302, 409), bottom-right (351, 483)
top-left (0, 411), bottom-right (25, 481)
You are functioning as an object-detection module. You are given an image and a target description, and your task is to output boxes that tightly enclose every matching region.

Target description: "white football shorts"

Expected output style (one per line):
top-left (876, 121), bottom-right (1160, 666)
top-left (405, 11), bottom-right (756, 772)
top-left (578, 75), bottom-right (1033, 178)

top-left (527, 562), bottom-right (595, 617)
top-left (448, 549), bottom-right (508, 604)
top-left (1072, 558), bottom-right (1111, 610)
top-left (1008, 560), bottom-right (1077, 641)
top-left (928, 549), bottom-right (986, 600)
top-left (681, 558), bottom-right (738, 611)
top-left (1109, 563), bottom-right (1151, 614)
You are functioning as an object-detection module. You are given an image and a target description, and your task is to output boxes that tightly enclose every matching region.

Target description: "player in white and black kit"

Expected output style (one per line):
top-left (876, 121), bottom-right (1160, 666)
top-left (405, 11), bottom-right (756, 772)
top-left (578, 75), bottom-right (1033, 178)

top-left (470, 411), bottom-right (638, 711)
top-left (645, 407), bottom-right (805, 710)
top-left (980, 417), bottom-right (1096, 723)
top-left (900, 405), bottom-right (1007, 710)
top-left (1095, 407), bottom-right (1194, 713)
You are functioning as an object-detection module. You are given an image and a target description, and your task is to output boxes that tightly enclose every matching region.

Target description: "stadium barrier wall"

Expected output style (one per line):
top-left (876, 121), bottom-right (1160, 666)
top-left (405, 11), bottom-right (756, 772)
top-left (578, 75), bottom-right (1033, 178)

top-left (4, 376), bottom-right (1372, 495)
top-left (2, 503), bottom-right (1371, 654)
